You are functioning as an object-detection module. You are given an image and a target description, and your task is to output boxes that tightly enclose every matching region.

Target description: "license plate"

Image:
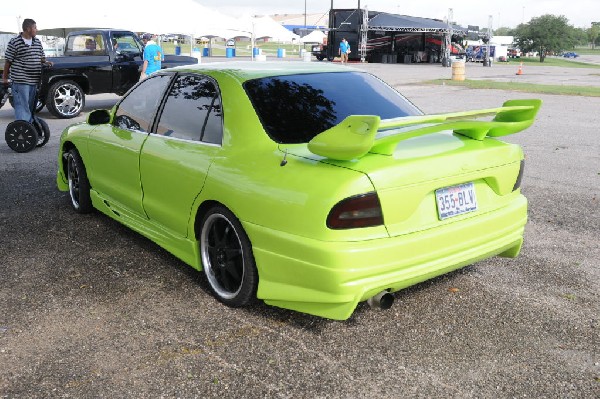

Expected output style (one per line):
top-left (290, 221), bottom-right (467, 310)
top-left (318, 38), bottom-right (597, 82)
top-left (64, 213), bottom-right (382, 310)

top-left (435, 182), bottom-right (478, 220)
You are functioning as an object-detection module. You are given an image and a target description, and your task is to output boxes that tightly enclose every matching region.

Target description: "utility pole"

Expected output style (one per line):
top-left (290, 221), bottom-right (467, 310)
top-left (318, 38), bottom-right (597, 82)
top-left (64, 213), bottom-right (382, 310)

top-left (304, 0), bottom-right (307, 31)
top-left (443, 8), bottom-right (453, 67)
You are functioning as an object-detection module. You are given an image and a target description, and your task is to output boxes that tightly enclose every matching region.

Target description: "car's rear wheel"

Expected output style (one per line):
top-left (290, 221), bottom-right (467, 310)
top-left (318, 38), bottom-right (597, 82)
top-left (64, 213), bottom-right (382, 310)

top-left (66, 148), bottom-right (92, 213)
top-left (200, 206), bottom-right (257, 307)
top-left (46, 80), bottom-right (85, 119)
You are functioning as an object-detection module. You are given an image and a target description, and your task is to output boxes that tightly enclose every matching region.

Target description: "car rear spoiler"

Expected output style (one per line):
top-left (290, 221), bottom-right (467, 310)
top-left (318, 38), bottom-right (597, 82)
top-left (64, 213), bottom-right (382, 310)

top-left (307, 99), bottom-right (542, 161)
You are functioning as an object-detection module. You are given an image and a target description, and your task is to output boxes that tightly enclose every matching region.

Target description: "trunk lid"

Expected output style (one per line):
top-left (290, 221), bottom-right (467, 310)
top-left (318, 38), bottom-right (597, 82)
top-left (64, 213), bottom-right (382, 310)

top-left (283, 131), bottom-right (523, 237)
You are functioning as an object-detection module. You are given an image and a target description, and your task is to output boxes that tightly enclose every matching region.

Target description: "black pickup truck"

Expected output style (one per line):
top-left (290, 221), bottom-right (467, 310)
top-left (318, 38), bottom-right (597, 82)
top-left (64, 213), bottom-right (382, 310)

top-left (2, 29), bottom-right (198, 119)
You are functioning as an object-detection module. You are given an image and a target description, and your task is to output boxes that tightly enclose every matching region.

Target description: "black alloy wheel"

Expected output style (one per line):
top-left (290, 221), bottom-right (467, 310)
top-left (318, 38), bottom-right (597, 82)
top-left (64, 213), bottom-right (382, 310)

top-left (66, 148), bottom-right (92, 213)
top-left (200, 206), bottom-right (258, 307)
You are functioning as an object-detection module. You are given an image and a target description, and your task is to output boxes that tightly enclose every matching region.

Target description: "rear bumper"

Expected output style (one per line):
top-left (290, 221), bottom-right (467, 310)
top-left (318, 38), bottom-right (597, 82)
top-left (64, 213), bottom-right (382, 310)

top-left (245, 194), bottom-right (527, 320)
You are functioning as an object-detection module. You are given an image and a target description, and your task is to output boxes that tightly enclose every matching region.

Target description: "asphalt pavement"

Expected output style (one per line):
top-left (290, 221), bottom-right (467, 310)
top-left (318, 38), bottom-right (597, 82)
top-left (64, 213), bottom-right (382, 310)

top-left (0, 60), bottom-right (598, 398)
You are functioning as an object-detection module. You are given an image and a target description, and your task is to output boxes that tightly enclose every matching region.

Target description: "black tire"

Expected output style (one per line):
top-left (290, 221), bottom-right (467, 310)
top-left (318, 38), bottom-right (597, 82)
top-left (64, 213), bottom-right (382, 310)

top-left (200, 206), bottom-right (258, 307)
top-left (66, 148), bottom-right (92, 213)
top-left (0, 91), bottom-right (8, 110)
top-left (33, 118), bottom-right (50, 147)
top-left (46, 80), bottom-right (85, 119)
top-left (327, 56), bottom-right (335, 62)
top-left (316, 55), bottom-right (324, 61)
top-left (5, 120), bottom-right (39, 153)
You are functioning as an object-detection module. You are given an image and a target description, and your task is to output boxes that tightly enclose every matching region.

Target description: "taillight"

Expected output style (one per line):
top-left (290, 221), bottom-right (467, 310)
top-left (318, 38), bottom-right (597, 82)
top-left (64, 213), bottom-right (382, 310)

top-left (513, 159), bottom-right (525, 191)
top-left (327, 193), bottom-right (384, 229)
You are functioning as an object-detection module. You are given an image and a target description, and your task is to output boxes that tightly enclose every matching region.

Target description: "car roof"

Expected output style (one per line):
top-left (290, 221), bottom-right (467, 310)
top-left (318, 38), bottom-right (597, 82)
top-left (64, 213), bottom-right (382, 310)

top-left (167, 61), bottom-right (361, 82)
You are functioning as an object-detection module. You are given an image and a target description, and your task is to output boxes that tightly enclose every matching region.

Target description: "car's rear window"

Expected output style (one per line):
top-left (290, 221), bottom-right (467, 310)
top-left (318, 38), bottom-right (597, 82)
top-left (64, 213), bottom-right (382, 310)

top-left (244, 71), bottom-right (422, 144)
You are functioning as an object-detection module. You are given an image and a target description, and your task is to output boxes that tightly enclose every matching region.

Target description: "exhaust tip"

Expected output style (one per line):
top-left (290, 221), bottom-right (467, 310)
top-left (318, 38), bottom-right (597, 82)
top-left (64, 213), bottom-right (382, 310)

top-left (367, 291), bottom-right (394, 310)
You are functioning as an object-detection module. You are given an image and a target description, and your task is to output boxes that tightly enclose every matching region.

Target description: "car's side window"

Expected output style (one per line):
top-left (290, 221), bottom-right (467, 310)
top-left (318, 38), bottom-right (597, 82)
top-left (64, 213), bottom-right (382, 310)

top-left (114, 75), bottom-right (171, 132)
top-left (156, 74), bottom-right (223, 144)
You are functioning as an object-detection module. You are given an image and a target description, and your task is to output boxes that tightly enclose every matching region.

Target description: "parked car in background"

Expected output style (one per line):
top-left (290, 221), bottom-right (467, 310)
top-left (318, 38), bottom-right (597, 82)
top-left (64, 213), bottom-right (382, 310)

top-left (563, 52), bottom-right (579, 58)
top-left (56, 62), bottom-right (541, 320)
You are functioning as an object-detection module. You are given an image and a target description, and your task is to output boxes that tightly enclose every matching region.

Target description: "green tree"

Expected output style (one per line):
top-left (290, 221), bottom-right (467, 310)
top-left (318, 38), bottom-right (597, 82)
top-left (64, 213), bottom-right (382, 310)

top-left (513, 14), bottom-right (576, 62)
top-left (572, 27), bottom-right (588, 46)
top-left (588, 24), bottom-right (600, 48)
top-left (494, 26), bottom-right (514, 36)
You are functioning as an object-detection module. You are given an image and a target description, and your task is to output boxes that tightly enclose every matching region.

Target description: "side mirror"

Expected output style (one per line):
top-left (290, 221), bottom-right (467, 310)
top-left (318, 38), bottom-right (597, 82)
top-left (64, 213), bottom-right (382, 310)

top-left (88, 109), bottom-right (111, 125)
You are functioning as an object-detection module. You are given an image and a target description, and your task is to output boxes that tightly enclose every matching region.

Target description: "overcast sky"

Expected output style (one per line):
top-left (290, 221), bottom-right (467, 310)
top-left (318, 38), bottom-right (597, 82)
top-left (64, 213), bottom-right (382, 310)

top-left (1, 0), bottom-right (597, 31)
top-left (194, 0), bottom-right (599, 29)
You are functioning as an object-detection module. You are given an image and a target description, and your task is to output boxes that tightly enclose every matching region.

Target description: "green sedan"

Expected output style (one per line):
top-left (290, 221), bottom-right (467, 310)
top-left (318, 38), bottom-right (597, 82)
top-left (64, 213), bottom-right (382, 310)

top-left (56, 62), bottom-right (541, 320)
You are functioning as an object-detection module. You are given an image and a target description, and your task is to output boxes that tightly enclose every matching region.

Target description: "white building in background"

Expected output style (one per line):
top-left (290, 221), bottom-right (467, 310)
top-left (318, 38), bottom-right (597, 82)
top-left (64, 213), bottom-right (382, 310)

top-left (465, 35), bottom-right (514, 61)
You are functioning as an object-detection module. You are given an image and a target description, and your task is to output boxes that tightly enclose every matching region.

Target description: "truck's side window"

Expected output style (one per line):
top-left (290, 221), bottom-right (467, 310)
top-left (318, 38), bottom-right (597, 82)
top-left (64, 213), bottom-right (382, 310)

top-left (156, 74), bottom-right (223, 144)
top-left (114, 75), bottom-right (171, 133)
top-left (65, 34), bottom-right (107, 56)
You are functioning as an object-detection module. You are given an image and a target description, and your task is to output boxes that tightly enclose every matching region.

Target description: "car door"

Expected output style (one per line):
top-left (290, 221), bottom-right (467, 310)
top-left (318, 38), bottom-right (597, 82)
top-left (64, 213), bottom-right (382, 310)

top-left (111, 32), bottom-right (144, 95)
top-left (86, 74), bottom-right (173, 216)
top-left (139, 73), bottom-right (223, 237)
top-left (63, 33), bottom-right (113, 93)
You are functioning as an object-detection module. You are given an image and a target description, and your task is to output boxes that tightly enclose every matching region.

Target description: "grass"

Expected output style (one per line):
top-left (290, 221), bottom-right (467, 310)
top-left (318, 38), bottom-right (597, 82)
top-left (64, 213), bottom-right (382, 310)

top-left (573, 46), bottom-right (600, 55)
top-left (428, 79), bottom-right (600, 97)
top-left (509, 56), bottom-right (600, 68)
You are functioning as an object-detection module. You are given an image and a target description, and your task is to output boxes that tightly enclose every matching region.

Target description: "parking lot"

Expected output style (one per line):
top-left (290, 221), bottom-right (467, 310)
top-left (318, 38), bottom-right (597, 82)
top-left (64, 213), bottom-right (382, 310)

top-left (0, 60), bottom-right (599, 398)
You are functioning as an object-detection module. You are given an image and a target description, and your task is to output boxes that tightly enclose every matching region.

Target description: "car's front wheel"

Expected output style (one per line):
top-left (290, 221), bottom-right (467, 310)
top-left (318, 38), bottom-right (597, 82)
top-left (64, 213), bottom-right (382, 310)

top-left (46, 80), bottom-right (85, 119)
top-left (66, 148), bottom-right (92, 213)
top-left (200, 206), bottom-right (257, 307)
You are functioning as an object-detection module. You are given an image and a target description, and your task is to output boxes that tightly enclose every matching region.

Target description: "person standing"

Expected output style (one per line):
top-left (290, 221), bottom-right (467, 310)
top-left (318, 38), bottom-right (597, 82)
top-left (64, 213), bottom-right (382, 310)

top-left (339, 38), bottom-right (350, 64)
top-left (140, 33), bottom-right (164, 80)
top-left (2, 18), bottom-right (51, 123)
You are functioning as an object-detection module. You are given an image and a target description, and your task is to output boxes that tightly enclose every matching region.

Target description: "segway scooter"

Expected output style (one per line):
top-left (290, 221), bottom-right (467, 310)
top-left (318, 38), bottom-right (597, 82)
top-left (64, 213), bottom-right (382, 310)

top-left (3, 82), bottom-right (50, 153)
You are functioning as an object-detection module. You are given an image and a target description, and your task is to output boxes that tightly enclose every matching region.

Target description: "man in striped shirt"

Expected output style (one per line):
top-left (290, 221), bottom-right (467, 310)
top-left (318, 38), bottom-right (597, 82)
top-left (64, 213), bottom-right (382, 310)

top-left (2, 18), bottom-right (51, 123)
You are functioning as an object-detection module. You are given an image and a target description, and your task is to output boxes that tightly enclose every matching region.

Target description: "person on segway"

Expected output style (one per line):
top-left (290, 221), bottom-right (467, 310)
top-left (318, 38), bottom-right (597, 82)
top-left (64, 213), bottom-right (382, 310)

top-left (2, 18), bottom-right (53, 152)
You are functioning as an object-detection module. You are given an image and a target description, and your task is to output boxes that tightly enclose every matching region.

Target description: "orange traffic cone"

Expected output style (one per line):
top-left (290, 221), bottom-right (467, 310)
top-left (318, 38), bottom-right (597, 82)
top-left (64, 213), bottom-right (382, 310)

top-left (516, 62), bottom-right (523, 75)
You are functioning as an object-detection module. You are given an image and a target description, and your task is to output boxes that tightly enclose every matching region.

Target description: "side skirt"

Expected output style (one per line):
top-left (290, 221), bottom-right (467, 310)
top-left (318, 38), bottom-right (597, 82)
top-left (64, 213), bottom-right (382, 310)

top-left (90, 190), bottom-right (202, 270)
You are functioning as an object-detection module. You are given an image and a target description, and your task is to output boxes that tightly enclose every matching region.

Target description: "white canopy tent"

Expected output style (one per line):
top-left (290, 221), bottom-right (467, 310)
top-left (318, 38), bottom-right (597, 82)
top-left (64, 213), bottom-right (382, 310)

top-left (2, 0), bottom-right (300, 59)
top-left (0, 15), bottom-right (19, 34)
top-left (299, 30), bottom-right (326, 44)
top-left (1, 0), bottom-right (241, 38)
top-left (249, 16), bottom-right (299, 42)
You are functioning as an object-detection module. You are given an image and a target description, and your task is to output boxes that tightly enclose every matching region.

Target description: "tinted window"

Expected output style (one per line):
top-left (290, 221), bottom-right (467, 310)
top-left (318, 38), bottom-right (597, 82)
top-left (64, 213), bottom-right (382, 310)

top-left (244, 72), bottom-right (422, 144)
top-left (156, 74), bottom-right (223, 144)
top-left (114, 74), bottom-right (171, 132)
